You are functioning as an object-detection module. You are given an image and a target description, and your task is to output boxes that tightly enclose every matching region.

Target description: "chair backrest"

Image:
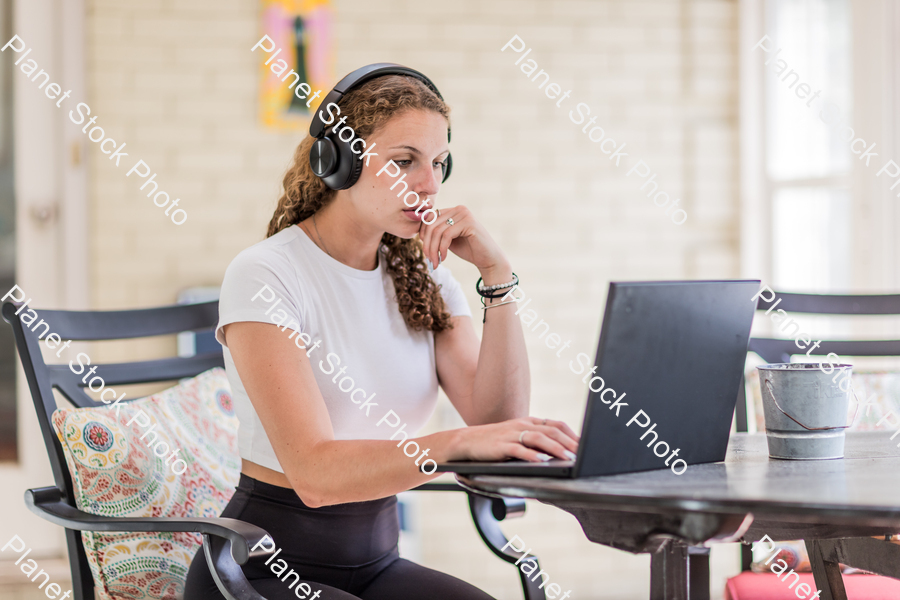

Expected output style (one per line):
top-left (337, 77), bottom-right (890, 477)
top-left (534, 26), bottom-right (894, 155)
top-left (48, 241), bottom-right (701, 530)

top-left (2, 299), bottom-right (223, 599)
top-left (749, 291), bottom-right (900, 364)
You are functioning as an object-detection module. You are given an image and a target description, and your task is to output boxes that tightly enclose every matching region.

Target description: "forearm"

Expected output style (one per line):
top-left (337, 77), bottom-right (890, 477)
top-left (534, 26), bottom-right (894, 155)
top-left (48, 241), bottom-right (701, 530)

top-left (285, 430), bottom-right (462, 507)
top-left (468, 265), bottom-right (530, 424)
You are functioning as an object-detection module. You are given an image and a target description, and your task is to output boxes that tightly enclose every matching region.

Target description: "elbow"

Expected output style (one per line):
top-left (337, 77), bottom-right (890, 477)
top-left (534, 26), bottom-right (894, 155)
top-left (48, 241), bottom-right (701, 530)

top-left (286, 477), bottom-right (330, 509)
top-left (298, 493), bottom-right (327, 509)
top-left (282, 445), bottom-right (333, 508)
top-left (292, 484), bottom-right (328, 508)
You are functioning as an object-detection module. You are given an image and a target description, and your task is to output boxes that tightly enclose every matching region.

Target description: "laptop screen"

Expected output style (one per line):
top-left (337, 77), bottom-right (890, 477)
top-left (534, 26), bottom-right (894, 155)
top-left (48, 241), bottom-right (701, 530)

top-left (575, 280), bottom-right (759, 477)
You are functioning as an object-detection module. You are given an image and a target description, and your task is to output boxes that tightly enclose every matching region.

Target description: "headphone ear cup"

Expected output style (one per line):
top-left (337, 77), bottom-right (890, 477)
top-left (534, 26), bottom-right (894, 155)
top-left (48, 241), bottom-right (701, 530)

top-left (319, 133), bottom-right (358, 190)
top-left (441, 153), bottom-right (452, 183)
top-left (343, 143), bottom-right (365, 189)
top-left (309, 138), bottom-right (339, 179)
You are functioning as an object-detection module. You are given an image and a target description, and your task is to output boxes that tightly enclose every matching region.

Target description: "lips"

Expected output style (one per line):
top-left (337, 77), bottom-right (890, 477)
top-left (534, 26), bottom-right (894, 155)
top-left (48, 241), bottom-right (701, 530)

top-left (402, 209), bottom-right (424, 222)
top-left (402, 198), bottom-right (432, 223)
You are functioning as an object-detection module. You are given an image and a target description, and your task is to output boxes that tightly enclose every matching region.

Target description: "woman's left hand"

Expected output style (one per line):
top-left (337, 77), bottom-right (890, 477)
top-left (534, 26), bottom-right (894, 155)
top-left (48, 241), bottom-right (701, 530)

top-left (419, 204), bottom-right (509, 277)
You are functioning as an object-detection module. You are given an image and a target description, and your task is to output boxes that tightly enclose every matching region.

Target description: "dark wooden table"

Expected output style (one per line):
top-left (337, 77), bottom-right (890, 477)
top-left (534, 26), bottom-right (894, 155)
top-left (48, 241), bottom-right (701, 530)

top-left (457, 432), bottom-right (900, 600)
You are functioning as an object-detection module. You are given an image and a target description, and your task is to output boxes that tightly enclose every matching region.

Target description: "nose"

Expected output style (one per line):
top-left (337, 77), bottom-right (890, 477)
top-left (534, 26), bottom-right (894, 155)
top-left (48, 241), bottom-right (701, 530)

top-left (412, 162), bottom-right (441, 200)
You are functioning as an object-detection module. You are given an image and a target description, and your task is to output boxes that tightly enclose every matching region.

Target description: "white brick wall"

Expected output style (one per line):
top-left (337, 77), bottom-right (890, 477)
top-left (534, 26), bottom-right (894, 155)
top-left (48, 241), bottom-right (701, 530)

top-left (85, 0), bottom-right (741, 598)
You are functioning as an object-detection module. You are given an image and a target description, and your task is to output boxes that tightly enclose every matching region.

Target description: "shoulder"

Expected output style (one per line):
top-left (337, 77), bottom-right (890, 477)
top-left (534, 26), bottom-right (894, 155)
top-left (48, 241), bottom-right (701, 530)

top-left (220, 227), bottom-right (307, 312)
top-left (224, 227), bottom-right (300, 284)
top-left (217, 228), bottom-right (306, 342)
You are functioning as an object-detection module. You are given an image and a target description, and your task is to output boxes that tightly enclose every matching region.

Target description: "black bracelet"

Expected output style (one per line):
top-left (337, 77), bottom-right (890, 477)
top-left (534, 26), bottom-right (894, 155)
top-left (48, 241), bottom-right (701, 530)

top-left (475, 273), bottom-right (518, 298)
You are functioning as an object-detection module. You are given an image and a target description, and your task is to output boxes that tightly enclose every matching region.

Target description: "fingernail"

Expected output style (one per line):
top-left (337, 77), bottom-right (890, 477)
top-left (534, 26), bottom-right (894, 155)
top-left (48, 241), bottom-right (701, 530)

top-left (426, 258), bottom-right (434, 273)
top-left (535, 452), bottom-right (552, 462)
top-left (564, 450), bottom-right (577, 460)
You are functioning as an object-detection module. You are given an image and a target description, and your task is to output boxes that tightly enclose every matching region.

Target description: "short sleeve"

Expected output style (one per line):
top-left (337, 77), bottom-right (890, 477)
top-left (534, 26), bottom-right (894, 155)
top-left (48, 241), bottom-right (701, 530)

top-left (430, 264), bottom-right (472, 318)
top-left (216, 245), bottom-right (304, 347)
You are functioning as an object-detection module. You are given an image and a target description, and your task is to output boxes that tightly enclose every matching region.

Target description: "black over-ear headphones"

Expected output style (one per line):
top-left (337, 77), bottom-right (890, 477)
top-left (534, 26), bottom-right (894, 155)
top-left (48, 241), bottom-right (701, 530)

top-left (308, 63), bottom-right (452, 191)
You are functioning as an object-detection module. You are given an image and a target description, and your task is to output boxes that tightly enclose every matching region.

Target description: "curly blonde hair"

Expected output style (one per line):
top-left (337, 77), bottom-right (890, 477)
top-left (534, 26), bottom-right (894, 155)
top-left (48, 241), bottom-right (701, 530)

top-left (267, 75), bottom-right (454, 333)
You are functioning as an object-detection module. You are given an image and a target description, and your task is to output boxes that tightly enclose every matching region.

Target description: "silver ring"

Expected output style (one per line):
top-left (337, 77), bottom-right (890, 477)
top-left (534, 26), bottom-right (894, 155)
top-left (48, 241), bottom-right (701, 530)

top-left (446, 217), bottom-right (454, 226)
top-left (542, 418), bottom-right (547, 426)
top-left (519, 430), bottom-right (528, 445)
top-left (437, 208), bottom-right (441, 217)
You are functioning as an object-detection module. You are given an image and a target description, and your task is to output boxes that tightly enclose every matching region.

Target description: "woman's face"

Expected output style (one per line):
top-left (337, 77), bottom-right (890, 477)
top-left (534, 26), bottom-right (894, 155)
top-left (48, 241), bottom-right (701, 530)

top-left (345, 109), bottom-right (450, 239)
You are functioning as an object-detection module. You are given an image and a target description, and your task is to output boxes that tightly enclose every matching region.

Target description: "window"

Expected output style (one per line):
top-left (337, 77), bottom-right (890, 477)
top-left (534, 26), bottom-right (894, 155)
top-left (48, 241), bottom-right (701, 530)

top-left (763, 0), bottom-right (852, 293)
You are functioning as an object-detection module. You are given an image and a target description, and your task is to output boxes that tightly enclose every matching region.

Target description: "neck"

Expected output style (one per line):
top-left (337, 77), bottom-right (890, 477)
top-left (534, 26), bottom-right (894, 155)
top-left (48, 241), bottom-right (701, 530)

top-left (302, 200), bottom-right (382, 271)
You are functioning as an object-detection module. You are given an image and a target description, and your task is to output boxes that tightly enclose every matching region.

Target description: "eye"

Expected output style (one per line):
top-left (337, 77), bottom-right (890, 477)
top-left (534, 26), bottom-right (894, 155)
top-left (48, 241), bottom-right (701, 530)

top-left (395, 160), bottom-right (412, 167)
top-left (433, 159), bottom-right (446, 170)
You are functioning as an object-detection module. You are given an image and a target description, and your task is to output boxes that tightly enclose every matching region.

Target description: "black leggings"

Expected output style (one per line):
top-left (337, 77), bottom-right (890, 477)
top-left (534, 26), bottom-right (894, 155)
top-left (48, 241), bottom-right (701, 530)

top-left (184, 474), bottom-right (495, 600)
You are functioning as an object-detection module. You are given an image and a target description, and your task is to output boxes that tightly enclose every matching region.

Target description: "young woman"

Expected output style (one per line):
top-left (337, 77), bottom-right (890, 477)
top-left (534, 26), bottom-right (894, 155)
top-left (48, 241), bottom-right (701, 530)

top-left (184, 67), bottom-right (579, 600)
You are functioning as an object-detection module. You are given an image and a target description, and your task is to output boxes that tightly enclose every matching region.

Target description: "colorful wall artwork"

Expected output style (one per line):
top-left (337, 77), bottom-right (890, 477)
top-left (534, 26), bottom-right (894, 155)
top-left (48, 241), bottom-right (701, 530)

top-left (259, 0), bottom-right (333, 130)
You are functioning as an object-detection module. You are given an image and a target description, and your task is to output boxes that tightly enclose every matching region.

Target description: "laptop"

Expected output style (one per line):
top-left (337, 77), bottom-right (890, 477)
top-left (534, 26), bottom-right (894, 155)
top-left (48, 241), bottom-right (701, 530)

top-left (436, 280), bottom-right (760, 478)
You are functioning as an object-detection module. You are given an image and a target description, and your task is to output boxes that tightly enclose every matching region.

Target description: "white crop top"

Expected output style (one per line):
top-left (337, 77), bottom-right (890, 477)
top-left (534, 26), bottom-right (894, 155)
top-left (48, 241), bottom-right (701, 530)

top-left (216, 225), bottom-right (472, 473)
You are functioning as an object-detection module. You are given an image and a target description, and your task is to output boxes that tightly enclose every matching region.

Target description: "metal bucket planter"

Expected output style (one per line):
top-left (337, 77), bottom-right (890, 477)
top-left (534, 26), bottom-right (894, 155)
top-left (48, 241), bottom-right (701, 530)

top-left (756, 363), bottom-right (860, 460)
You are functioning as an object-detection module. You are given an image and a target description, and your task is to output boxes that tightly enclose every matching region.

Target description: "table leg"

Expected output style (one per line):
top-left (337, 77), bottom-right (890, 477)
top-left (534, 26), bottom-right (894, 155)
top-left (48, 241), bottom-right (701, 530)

top-left (650, 542), bottom-right (686, 600)
top-left (650, 542), bottom-right (710, 600)
top-left (805, 540), bottom-right (848, 600)
top-left (687, 547), bottom-right (710, 600)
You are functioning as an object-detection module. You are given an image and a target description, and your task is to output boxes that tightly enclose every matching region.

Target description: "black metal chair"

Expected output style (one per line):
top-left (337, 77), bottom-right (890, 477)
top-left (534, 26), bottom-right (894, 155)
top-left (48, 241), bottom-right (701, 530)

top-left (4, 299), bottom-right (546, 600)
top-left (734, 289), bottom-right (900, 600)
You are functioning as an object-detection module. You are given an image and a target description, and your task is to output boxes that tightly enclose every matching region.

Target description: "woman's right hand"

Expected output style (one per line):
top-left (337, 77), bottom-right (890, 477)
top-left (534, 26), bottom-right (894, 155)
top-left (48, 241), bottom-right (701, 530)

top-left (450, 417), bottom-right (580, 463)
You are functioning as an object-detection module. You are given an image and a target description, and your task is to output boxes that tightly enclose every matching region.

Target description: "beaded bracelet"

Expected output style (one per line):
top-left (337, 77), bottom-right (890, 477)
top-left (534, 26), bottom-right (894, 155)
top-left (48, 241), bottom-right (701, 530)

top-left (475, 273), bottom-right (518, 298)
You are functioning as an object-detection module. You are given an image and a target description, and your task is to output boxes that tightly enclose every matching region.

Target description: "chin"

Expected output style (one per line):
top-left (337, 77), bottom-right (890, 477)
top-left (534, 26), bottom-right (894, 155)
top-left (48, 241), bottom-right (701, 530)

top-left (391, 228), bottom-right (420, 240)
top-left (383, 219), bottom-right (421, 240)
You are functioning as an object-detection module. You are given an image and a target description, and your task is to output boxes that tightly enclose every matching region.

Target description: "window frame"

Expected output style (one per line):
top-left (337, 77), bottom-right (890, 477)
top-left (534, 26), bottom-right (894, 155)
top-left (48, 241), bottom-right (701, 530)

top-left (741, 0), bottom-right (900, 294)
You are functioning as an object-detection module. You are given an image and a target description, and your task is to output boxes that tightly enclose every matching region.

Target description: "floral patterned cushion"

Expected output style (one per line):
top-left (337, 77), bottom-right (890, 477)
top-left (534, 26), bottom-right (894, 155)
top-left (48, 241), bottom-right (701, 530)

top-left (51, 367), bottom-right (240, 600)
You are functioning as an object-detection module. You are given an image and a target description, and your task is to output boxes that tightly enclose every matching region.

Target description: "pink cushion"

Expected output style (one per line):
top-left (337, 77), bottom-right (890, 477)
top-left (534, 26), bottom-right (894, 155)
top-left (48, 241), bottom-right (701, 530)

top-left (726, 572), bottom-right (900, 600)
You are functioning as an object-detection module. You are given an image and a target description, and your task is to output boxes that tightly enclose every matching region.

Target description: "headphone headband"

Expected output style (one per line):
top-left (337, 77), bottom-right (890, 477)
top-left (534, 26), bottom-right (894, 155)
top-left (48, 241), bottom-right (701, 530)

top-left (308, 63), bottom-right (445, 138)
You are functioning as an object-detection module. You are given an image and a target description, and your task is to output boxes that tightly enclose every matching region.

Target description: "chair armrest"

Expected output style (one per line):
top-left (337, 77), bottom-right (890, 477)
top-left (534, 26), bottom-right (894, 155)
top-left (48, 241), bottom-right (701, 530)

top-left (203, 534), bottom-right (269, 600)
top-left (467, 493), bottom-right (546, 600)
top-left (412, 481), bottom-right (527, 519)
top-left (411, 481), bottom-right (545, 600)
top-left (25, 486), bottom-right (271, 565)
top-left (413, 482), bottom-right (463, 492)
